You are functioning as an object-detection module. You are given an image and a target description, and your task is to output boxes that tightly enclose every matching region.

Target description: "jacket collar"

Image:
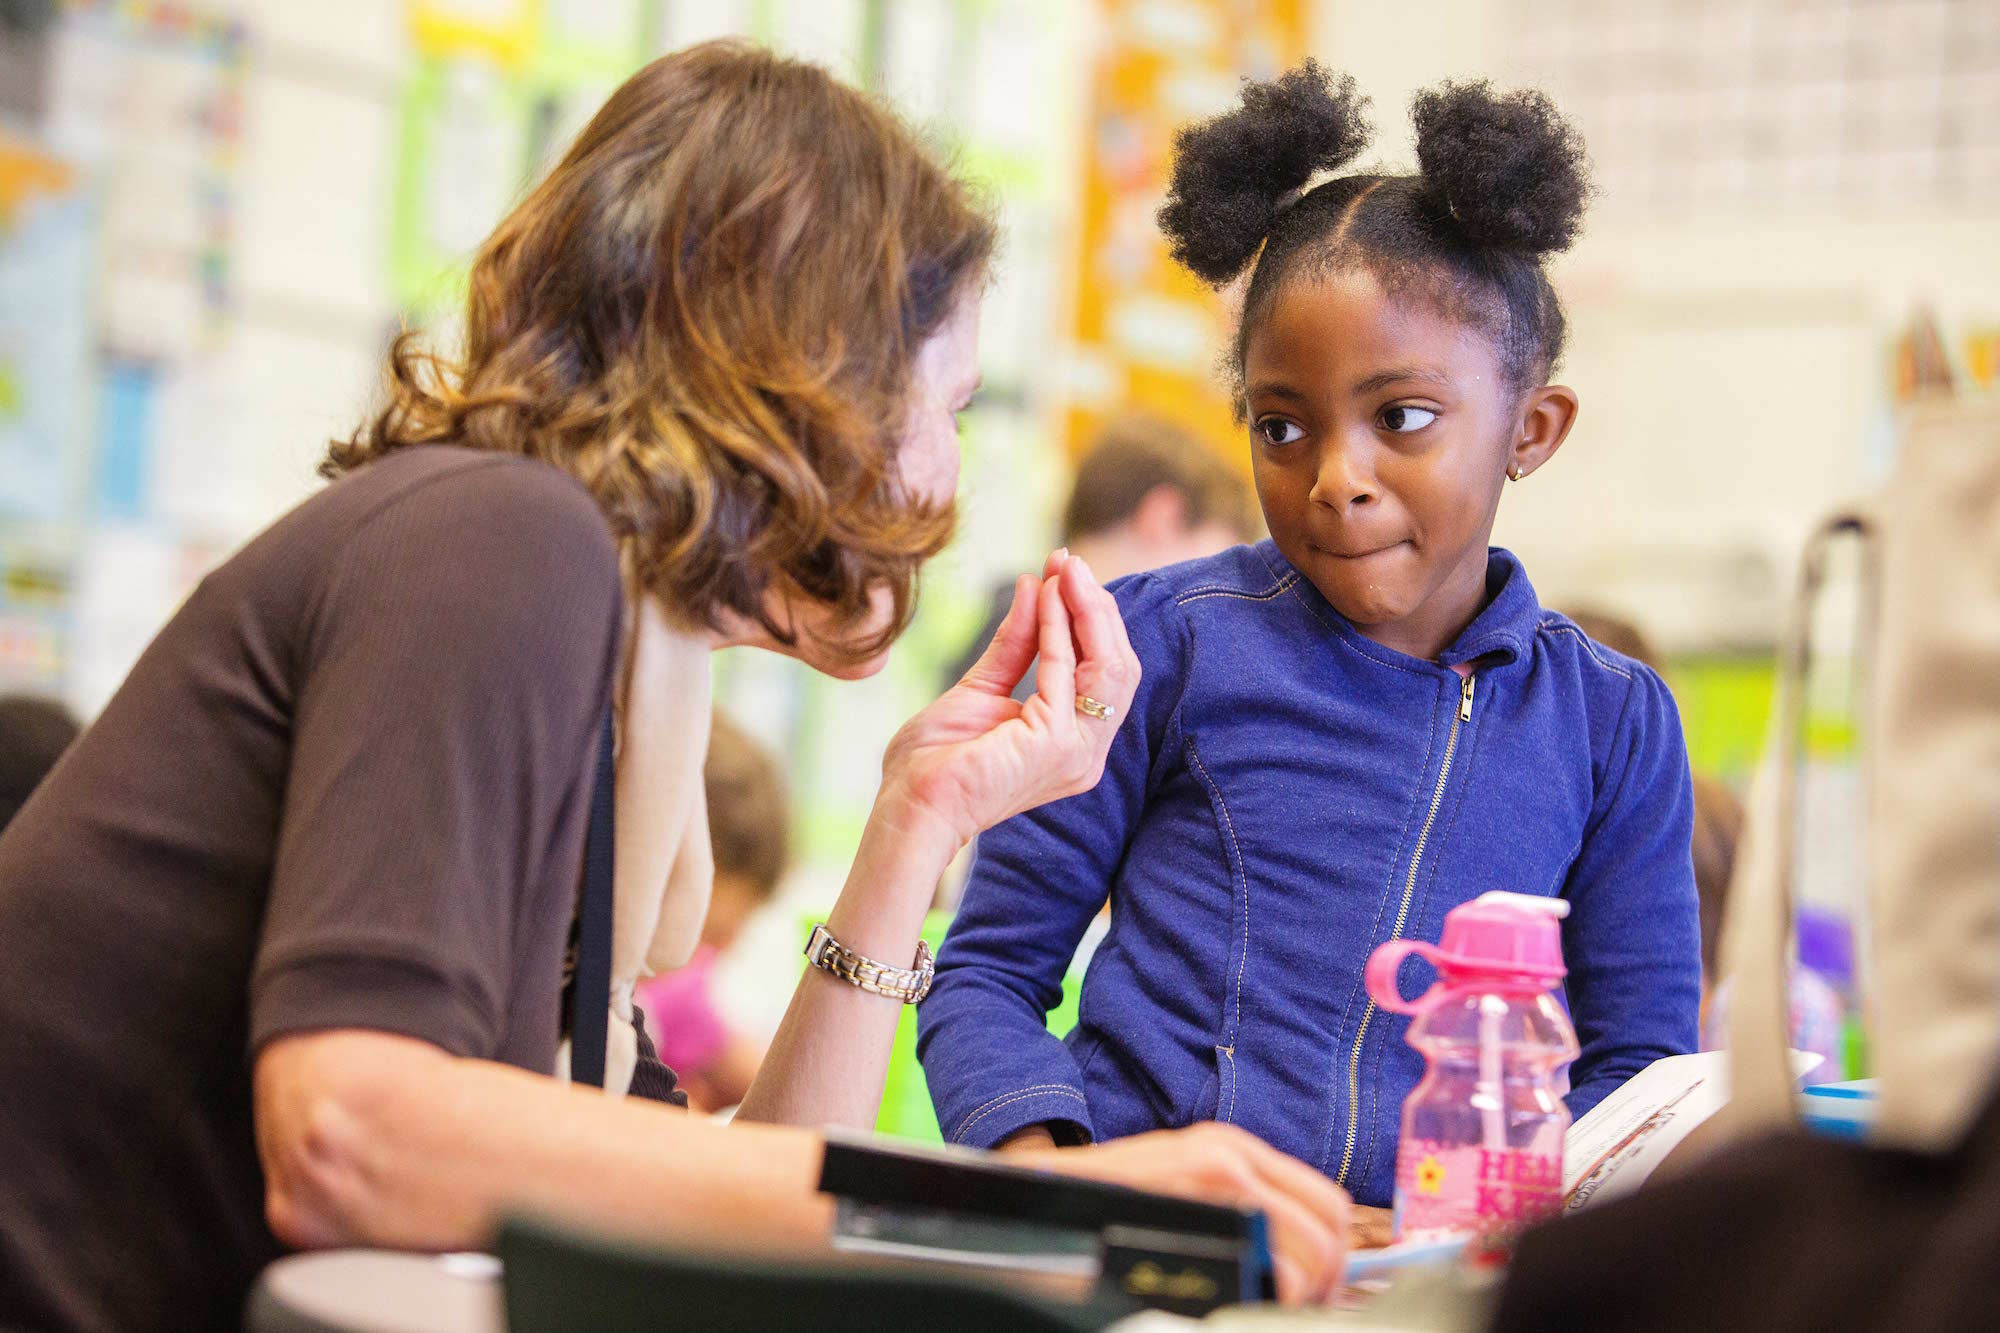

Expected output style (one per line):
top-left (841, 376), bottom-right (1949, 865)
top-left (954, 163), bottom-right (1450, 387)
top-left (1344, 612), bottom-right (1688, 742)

top-left (1259, 541), bottom-right (1542, 672)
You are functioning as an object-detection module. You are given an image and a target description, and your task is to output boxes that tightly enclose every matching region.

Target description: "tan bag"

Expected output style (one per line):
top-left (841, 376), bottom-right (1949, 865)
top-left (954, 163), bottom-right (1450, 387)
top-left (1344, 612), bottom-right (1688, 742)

top-left (1721, 396), bottom-right (2000, 1150)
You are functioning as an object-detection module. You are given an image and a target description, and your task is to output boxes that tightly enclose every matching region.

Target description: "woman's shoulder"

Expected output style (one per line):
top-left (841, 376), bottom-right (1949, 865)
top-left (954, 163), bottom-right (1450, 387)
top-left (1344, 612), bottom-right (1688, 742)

top-left (346, 445), bottom-right (609, 541)
top-left (225, 445), bottom-right (627, 677)
top-left (302, 446), bottom-right (620, 591)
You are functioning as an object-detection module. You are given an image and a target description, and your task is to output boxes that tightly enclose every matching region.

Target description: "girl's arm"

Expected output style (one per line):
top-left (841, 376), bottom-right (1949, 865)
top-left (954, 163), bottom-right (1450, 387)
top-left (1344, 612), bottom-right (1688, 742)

top-left (1561, 666), bottom-right (1704, 1117)
top-left (916, 569), bottom-right (1187, 1150)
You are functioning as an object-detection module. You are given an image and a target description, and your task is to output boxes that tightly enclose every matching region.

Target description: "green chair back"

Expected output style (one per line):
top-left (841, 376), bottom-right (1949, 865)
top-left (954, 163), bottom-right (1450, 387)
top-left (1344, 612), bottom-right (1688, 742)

top-left (498, 1215), bottom-right (1135, 1333)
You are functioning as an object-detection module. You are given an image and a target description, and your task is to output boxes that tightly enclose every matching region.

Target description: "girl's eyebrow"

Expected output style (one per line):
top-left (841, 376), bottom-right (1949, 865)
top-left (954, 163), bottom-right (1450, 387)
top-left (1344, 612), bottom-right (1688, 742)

top-left (1352, 366), bottom-right (1454, 395)
top-left (1246, 380), bottom-right (1312, 403)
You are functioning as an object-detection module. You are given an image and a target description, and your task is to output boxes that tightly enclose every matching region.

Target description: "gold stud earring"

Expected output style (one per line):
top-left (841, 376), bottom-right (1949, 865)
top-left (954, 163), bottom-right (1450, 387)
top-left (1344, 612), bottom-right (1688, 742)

top-left (1508, 463), bottom-right (1522, 482)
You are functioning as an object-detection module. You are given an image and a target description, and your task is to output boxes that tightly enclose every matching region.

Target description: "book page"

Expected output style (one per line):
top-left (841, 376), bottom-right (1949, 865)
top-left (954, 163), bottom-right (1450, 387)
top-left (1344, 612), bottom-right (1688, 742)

top-left (1564, 1050), bottom-right (1823, 1211)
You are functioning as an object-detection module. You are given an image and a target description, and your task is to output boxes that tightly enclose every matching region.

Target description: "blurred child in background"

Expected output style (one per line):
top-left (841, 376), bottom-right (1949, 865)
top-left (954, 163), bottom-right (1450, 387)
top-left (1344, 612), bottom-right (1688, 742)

top-left (635, 711), bottom-right (788, 1113)
top-left (944, 411), bottom-right (1260, 696)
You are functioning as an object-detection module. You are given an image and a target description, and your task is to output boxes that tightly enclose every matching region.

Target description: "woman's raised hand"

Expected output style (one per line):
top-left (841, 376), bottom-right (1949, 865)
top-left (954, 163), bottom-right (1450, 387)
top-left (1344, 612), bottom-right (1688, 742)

top-left (877, 550), bottom-right (1140, 850)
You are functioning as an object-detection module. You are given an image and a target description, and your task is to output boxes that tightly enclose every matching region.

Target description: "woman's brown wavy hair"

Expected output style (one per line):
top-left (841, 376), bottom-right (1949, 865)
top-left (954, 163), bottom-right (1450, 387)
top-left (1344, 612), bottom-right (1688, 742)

top-left (324, 41), bottom-right (996, 663)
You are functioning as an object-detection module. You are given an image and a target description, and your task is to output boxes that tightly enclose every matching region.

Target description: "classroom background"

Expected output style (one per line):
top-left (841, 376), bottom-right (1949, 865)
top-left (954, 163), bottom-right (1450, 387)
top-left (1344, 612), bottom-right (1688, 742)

top-left (4, 0), bottom-right (1998, 1055)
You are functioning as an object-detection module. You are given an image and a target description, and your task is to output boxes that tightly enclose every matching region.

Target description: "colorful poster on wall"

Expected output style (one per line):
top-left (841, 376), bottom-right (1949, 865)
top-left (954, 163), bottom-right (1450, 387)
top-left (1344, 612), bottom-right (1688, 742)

top-left (44, 0), bottom-right (246, 361)
top-left (391, 57), bottom-right (533, 314)
top-left (1062, 0), bottom-right (1306, 468)
top-left (408, 0), bottom-right (539, 68)
top-left (0, 137), bottom-right (91, 527)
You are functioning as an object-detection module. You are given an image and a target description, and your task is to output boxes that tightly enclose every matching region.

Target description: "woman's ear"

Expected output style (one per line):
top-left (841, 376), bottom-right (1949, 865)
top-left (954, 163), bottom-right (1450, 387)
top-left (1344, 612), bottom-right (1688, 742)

top-left (1509, 385), bottom-right (1580, 481)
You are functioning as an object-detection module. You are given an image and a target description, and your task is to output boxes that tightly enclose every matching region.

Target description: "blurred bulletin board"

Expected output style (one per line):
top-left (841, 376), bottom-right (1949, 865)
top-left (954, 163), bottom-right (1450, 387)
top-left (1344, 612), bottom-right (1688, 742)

top-left (0, 139), bottom-right (88, 531)
top-left (395, 0), bottom-right (638, 314)
top-left (6, 1), bottom-right (249, 703)
top-left (1063, 0), bottom-right (1308, 468)
top-left (0, 140), bottom-right (89, 696)
top-left (394, 1), bottom-right (882, 316)
top-left (1513, 0), bottom-right (2000, 214)
top-left (46, 0), bottom-right (247, 362)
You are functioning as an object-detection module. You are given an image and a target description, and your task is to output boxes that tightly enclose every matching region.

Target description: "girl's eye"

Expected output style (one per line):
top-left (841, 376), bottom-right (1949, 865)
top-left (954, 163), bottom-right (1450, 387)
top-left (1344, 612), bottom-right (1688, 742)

top-left (1255, 417), bottom-right (1304, 446)
top-left (1380, 405), bottom-right (1438, 433)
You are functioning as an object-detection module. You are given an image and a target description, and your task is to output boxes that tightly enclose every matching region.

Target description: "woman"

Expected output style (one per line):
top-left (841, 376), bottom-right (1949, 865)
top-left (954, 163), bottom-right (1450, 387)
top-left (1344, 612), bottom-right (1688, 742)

top-left (0, 42), bottom-right (1348, 1331)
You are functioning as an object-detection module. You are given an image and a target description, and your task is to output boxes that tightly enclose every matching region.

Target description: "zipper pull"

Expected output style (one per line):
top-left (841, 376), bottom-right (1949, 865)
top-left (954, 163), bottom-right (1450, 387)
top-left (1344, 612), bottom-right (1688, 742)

top-left (1459, 673), bottom-right (1476, 721)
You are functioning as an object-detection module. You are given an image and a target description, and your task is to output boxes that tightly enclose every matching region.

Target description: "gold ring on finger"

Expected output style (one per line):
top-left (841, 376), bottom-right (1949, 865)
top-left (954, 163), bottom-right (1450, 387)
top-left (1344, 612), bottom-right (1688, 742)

top-left (1074, 695), bottom-right (1115, 722)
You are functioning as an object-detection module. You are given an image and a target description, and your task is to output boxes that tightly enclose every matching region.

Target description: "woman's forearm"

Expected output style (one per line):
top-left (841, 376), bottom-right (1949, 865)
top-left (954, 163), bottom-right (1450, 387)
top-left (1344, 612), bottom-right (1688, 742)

top-left (733, 790), bottom-right (960, 1129)
top-left (255, 1030), bottom-right (832, 1254)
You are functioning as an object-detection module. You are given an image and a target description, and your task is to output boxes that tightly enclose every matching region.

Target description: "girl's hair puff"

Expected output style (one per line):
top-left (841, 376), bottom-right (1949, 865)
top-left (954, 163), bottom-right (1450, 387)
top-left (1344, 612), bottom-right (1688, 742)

top-left (1159, 64), bottom-right (1591, 401)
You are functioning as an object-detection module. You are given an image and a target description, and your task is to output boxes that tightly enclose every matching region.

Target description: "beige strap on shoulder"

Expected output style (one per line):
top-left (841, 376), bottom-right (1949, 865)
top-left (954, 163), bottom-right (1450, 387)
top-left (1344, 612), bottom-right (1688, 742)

top-left (558, 571), bottom-right (716, 1097)
top-left (1720, 397), bottom-right (2000, 1152)
top-left (1717, 513), bottom-right (1866, 1136)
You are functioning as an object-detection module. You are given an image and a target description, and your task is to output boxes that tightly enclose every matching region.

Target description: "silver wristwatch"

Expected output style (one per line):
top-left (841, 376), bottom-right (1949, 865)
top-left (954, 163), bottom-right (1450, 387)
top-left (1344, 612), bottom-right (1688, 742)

top-left (803, 923), bottom-right (935, 1004)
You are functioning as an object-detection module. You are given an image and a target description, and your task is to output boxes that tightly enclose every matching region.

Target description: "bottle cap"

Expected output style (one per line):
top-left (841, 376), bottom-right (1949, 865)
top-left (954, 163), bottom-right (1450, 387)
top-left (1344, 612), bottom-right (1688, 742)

top-left (1365, 892), bottom-right (1568, 1014)
top-left (1432, 891), bottom-right (1568, 980)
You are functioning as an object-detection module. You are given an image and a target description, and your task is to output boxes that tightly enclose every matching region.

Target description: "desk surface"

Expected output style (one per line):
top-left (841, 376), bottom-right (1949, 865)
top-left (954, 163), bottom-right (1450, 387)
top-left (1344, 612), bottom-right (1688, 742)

top-left (249, 1251), bottom-right (502, 1333)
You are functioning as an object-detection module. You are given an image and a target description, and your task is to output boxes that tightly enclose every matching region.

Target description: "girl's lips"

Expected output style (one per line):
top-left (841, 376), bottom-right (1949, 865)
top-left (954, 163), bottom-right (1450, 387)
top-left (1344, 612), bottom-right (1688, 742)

top-left (1311, 539), bottom-right (1409, 560)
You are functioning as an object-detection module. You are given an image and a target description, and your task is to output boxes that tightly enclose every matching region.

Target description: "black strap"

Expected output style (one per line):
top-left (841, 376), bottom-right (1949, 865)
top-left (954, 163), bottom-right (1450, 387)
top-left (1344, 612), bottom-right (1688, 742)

top-left (569, 707), bottom-right (616, 1089)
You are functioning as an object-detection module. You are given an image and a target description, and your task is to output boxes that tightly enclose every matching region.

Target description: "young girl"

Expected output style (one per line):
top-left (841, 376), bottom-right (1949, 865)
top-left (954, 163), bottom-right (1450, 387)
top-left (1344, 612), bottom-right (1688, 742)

top-left (918, 64), bottom-right (1701, 1210)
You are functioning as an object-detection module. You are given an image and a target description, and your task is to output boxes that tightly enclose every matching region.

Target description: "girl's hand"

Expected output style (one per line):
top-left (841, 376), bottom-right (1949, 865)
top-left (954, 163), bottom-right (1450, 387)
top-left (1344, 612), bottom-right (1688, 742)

top-left (1012, 1123), bottom-right (1352, 1306)
top-left (877, 550), bottom-right (1140, 849)
top-left (1350, 1204), bottom-right (1395, 1250)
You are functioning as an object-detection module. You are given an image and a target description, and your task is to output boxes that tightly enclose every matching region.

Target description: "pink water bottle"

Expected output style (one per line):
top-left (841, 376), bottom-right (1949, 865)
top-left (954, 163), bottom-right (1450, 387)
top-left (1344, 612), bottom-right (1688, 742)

top-left (1364, 891), bottom-right (1580, 1242)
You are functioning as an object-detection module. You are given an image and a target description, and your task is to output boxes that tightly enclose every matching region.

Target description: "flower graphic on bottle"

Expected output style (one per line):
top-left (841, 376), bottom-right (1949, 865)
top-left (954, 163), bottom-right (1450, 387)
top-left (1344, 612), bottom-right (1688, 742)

top-left (1414, 1154), bottom-right (1445, 1196)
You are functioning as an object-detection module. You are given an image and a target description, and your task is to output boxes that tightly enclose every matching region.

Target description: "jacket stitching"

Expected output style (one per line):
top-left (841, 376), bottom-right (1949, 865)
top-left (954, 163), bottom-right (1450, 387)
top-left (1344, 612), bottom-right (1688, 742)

top-left (1177, 573), bottom-right (1293, 598)
top-left (1282, 581), bottom-right (1436, 679)
top-left (952, 1085), bottom-right (1089, 1144)
top-left (1185, 738), bottom-right (1251, 1124)
top-left (1149, 587), bottom-right (1198, 807)
top-left (1576, 667), bottom-right (1650, 853)
top-left (1540, 623), bottom-right (1635, 681)
top-left (1174, 574), bottom-right (1298, 607)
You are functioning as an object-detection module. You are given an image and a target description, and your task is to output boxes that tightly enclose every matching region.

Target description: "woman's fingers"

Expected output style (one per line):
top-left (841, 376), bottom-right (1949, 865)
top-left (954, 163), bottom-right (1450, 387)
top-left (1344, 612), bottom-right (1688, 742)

top-left (1032, 569), bottom-right (1077, 718)
top-left (1185, 1127), bottom-right (1345, 1304)
top-left (1270, 1252), bottom-right (1307, 1308)
top-left (958, 574), bottom-right (1040, 696)
top-left (1245, 1147), bottom-right (1349, 1302)
top-left (1239, 1134), bottom-right (1354, 1248)
top-left (1039, 1125), bottom-right (1348, 1307)
top-left (1058, 554), bottom-right (1139, 719)
top-left (1237, 1166), bottom-right (1344, 1304)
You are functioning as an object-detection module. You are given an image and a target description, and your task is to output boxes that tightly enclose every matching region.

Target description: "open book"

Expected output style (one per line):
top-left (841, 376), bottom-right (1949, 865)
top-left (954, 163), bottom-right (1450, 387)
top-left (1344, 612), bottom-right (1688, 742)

top-left (1563, 1050), bottom-right (1824, 1211)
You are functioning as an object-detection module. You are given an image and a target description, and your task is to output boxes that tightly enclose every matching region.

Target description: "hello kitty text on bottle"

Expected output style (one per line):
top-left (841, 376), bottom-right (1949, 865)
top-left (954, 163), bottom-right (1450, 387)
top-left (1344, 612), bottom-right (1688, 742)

top-left (1363, 891), bottom-right (1581, 1242)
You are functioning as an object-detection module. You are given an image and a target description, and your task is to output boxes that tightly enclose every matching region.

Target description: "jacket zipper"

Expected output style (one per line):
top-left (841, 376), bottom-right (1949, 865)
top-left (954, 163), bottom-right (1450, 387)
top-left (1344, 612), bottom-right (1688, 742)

top-left (1335, 671), bottom-right (1475, 1186)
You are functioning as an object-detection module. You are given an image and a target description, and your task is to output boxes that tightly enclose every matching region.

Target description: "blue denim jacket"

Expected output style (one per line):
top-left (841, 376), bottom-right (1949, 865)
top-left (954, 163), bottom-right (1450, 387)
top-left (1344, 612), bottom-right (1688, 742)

top-left (917, 542), bottom-right (1700, 1207)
